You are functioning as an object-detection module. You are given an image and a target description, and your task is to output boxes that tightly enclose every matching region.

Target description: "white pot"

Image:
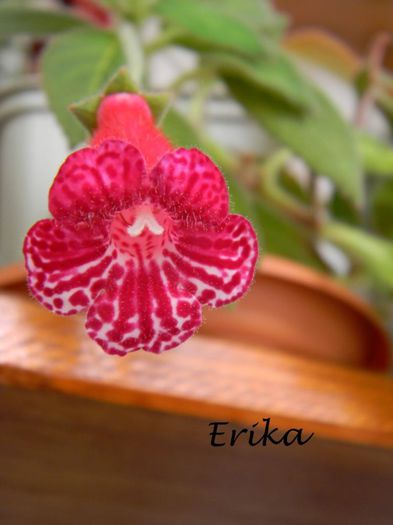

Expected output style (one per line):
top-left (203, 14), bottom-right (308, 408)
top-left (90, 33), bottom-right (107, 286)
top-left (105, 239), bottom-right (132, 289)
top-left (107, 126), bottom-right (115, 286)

top-left (0, 82), bottom-right (68, 265)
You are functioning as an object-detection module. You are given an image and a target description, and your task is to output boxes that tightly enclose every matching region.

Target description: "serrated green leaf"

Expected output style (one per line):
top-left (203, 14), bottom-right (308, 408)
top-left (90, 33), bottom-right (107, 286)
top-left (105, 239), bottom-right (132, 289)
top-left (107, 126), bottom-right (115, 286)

top-left (155, 0), bottom-right (268, 57)
top-left (226, 77), bottom-right (363, 204)
top-left (205, 51), bottom-right (316, 109)
top-left (357, 131), bottom-right (393, 177)
top-left (0, 6), bottom-right (88, 37)
top-left (42, 28), bottom-right (125, 146)
top-left (323, 222), bottom-right (393, 290)
top-left (372, 180), bottom-right (393, 239)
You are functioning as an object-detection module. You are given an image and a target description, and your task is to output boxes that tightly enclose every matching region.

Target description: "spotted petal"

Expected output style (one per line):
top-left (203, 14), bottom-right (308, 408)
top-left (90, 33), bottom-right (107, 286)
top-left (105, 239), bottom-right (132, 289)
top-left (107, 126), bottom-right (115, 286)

top-left (85, 257), bottom-right (202, 355)
top-left (166, 214), bottom-right (258, 307)
top-left (49, 140), bottom-right (146, 221)
top-left (24, 218), bottom-right (114, 315)
top-left (151, 148), bottom-right (229, 224)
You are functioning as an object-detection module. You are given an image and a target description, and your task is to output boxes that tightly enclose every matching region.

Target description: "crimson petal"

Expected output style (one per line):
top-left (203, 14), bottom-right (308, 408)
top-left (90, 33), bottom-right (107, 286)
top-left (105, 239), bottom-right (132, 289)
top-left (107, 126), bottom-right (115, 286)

top-left (49, 140), bottom-right (146, 221)
top-left (85, 257), bottom-right (202, 355)
top-left (151, 148), bottom-right (229, 225)
top-left (24, 218), bottom-right (114, 315)
top-left (166, 214), bottom-right (259, 307)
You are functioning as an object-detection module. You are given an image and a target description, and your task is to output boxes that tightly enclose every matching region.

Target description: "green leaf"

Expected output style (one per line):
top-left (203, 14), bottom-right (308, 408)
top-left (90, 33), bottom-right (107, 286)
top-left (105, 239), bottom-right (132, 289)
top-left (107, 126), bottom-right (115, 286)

top-left (200, 0), bottom-right (287, 40)
top-left (160, 108), bottom-right (201, 148)
top-left (254, 199), bottom-right (325, 270)
top-left (322, 222), bottom-right (393, 290)
top-left (329, 191), bottom-right (360, 226)
top-left (96, 0), bottom-right (157, 20)
top-left (42, 28), bottom-right (124, 146)
top-left (357, 132), bottom-right (393, 177)
top-left (205, 51), bottom-right (316, 110)
top-left (225, 77), bottom-right (363, 204)
top-left (0, 6), bottom-right (88, 37)
top-left (372, 180), bottom-right (393, 239)
top-left (155, 0), bottom-right (268, 57)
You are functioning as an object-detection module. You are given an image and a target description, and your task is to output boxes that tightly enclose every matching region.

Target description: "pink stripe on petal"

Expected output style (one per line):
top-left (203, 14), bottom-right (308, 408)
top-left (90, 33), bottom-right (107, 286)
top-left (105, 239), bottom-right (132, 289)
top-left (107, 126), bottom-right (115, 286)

top-left (49, 140), bottom-right (146, 221)
top-left (85, 257), bottom-right (202, 355)
top-left (168, 214), bottom-right (259, 307)
top-left (24, 218), bottom-right (114, 315)
top-left (150, 148), bottom-right (229, 225)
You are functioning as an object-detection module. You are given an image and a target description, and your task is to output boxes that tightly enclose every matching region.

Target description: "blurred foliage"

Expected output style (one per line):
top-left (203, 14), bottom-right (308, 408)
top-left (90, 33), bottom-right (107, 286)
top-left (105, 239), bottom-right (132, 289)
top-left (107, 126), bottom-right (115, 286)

top-left (2, 0), bottom-right (393, 308)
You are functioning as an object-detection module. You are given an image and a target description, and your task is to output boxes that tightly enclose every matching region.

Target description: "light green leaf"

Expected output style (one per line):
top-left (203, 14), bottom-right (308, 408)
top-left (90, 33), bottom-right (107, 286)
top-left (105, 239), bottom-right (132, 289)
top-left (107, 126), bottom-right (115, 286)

top-left (0, 6), bottom-right (88, 37)
top-left (323, 222), bottom-right (393, 290)
top-left (42, 28), bottom-right (124, 146)
top-left (372, 180), bottom-right (393, 239)
top-left (357, 132), bottom-right (393, 177)
top-left (226, 77), bottom-right (363, 204)
top-left (155, 0), bottom-right (269, 56)
top-left (161, 108), bottom-right (201, 148)
top-left (205, 51), bottom-right (316, 109)
top-left (198, 0), bottom-right (287, 40)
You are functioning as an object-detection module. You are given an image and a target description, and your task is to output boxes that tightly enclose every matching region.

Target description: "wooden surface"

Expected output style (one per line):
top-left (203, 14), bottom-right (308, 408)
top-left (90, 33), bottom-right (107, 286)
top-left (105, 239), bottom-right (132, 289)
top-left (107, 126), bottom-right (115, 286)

top-left (1, 385), bottom-right (393, 525)
top-left (0, 265), bottom-right (393, 449)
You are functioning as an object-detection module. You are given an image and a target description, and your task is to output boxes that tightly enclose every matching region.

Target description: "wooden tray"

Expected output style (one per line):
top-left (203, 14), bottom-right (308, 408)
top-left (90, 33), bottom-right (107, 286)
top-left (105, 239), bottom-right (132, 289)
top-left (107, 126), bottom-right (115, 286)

top-left (1, 260), bottom-right (393, 449)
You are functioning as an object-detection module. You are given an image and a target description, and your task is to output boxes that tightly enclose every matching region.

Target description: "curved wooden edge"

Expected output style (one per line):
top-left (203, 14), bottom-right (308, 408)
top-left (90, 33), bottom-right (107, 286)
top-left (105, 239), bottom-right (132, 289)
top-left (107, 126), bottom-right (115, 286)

top-left (3, 256), bottom-right (389, 332)
top-left (0, 262), bottom-right (25, 288)
top-left (261, 256), bottom-right (391, 349)
top-left (0, 280), bottom-right (393, 450)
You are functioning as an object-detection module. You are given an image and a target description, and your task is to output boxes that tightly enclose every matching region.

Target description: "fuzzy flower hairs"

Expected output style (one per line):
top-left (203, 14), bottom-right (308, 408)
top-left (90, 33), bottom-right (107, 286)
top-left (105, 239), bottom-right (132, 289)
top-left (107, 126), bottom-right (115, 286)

top-left (23, 82), bottom-right (258, 356)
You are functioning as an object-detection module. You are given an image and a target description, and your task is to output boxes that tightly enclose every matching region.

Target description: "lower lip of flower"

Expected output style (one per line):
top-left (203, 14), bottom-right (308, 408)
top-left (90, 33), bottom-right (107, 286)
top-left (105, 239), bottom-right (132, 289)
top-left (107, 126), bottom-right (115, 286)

top-left (110, 204), bottom-right (173, 260)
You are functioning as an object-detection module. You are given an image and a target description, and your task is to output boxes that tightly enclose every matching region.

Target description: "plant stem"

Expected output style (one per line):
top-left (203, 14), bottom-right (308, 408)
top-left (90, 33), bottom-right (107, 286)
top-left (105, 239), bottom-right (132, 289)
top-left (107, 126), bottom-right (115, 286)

top-left (117, 21), bottom-right (144, 88)
top-left (260, 149), bottom-right (315, 226)
top-left (168, 67), bottom-right (213, 93)
top-left (145, 28), bottom-right (184, 54)
top-left (354, 32), bottom-right (391, 128)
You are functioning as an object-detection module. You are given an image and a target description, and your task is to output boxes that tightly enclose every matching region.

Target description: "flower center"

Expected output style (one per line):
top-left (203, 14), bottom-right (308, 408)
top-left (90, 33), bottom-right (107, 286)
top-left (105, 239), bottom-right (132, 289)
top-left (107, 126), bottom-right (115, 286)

top-left (110, 204), bottom-right (172, 260)
top-left (126, 210), bottom-right (164, 237)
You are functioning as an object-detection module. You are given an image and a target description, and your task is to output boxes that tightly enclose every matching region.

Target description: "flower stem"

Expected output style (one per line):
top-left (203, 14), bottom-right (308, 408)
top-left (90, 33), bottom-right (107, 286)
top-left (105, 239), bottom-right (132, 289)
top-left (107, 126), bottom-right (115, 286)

top-left (117, 21), bottom-right (145, 88)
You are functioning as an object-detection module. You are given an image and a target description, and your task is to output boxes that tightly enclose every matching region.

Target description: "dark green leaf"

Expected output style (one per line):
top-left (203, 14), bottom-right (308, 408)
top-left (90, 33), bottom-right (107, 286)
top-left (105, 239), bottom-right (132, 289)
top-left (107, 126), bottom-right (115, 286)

top-left (226, 77), bottom-right (363, 204)
top-left (329, 191), bottom-right (361, 226)
top-left (254, 199), bottom-right (325, 270)
top-left (372, 180), bottom-right (393, 239)
top-left (0, 6), bottom-right (88, 37)
top-left (42, 28), bottom-right (124, 146)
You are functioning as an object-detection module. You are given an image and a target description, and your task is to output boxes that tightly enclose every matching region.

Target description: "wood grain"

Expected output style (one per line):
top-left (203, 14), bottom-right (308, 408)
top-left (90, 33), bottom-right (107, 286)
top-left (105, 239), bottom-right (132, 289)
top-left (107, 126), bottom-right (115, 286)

top-left (0, 267), bottom-right (392, 449)
top-left (1, 385), bottom-right (392, 525)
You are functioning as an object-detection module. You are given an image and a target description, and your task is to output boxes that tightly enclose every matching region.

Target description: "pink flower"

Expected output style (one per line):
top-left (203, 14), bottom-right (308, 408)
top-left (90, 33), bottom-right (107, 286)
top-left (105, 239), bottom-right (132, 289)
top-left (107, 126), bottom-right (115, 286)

top-left (24, 94), bottom-right (258, 355)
